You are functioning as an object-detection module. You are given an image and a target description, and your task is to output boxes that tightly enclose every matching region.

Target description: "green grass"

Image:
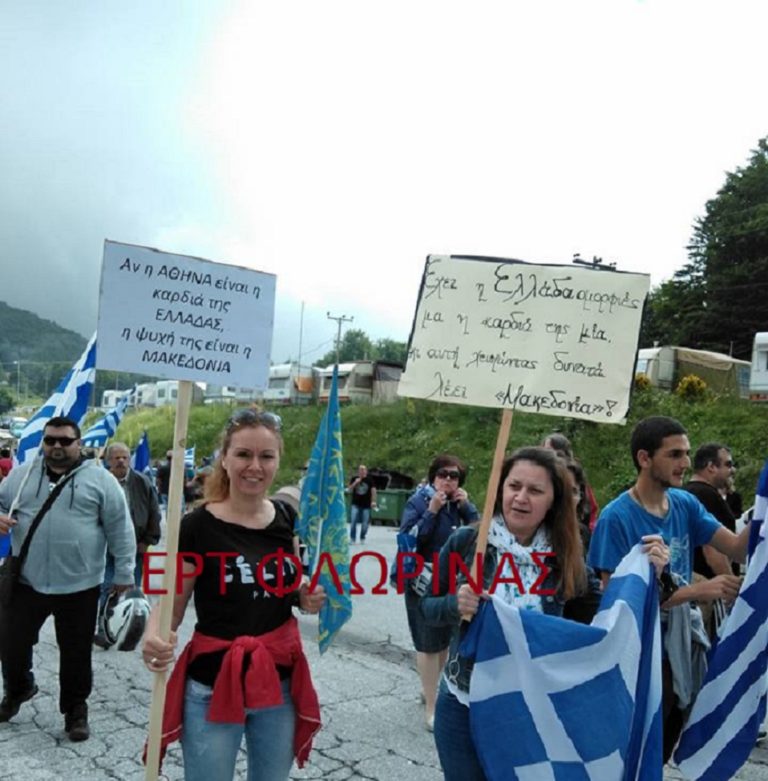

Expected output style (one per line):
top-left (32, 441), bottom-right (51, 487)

top-left (108, 389), bottom-right (768, 512)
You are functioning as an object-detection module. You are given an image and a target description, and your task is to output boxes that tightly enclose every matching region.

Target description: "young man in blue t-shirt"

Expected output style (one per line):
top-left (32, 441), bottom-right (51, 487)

top-left (588, 416), bottom-right (748, 762)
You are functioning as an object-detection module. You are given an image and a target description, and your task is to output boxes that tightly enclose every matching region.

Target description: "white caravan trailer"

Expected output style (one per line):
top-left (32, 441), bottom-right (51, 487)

top-left (749, 333), bottom-right (768, 401)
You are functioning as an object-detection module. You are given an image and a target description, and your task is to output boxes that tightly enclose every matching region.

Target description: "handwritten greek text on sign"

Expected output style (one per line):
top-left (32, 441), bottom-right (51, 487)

top-left (397, 255), bottom-right (650, 423)
top-left (96, 241), bottom-right (275, 387)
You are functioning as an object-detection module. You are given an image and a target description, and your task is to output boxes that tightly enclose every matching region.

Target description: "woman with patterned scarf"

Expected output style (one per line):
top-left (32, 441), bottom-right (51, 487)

top-left (421, 446), bottom-right (603, 781)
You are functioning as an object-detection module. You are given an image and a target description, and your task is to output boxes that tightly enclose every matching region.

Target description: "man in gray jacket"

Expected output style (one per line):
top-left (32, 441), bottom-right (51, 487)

top-left (0, 416), bottom-right (135, 741)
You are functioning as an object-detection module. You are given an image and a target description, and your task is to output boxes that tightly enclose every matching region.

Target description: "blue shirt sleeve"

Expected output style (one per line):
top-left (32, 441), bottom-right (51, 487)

top-left (587, 498), bottom-right (633, 574)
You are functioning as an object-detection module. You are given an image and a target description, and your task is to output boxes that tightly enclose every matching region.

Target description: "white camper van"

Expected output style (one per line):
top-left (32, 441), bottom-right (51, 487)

top-left (316, 361), bottom-right (403, 404)
top-left (749, 333), bottom-right (768, 401)
top-left (263, 363), bottom-right (314, 405)
top-left (133, 381), bottom-right (204, 407)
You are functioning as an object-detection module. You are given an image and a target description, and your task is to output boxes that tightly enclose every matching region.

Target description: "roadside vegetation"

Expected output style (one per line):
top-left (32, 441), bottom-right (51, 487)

top-left (112, 384), bottom-right (768, 512)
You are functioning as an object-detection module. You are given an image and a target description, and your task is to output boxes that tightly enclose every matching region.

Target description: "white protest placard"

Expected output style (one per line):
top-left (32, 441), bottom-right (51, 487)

top-left (96, 240), bottom-right (276, 387)
top-left (398, 255), bottom-right (650, 423)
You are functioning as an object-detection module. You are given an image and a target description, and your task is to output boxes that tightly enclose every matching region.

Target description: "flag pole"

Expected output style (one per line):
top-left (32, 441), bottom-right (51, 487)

top-left (144, 380), bottom-right (193, 781)
top-left (8, 334), bottom-right (97, 517)
top-left (309, 364), bottom-right (339, 575)
top-left (8, 393), bottom-right (69, 520)
top-left (469, 409), bottom-right (513, 592)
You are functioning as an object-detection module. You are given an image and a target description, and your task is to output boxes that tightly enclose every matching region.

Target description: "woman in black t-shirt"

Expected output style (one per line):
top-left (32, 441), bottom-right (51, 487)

top-left (142, 409), bottom-right (326, 781)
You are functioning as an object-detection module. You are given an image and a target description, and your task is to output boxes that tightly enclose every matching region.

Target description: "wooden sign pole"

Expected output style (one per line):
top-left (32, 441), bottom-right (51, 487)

top-left (472, 408), bottom-right (513, 585)
top-left (144, 380), bottom-right (194, 781)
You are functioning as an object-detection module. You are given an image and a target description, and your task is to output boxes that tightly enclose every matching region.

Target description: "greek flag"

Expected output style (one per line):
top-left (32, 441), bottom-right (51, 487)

top-left (184, 446), bottom-right (196, 468)
top-left (131, 430), bottom-right (151, 474)
top-left (674, 459), bottom-right (768, 780)
top-left (16, 333), bottom-right (97, 464)
top-left (81, 385), bottom-right (135, 447)
top-left (296, 365), bottom-right (351, 653)
top-left (463, 546), bottom-right (662, 780)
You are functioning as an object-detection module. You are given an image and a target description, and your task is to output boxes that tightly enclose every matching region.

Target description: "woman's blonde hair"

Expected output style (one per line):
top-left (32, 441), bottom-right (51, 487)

top-left (494, 446), bottom-right (587, 600)
top-left (204, 409), bottom-right (283, 503)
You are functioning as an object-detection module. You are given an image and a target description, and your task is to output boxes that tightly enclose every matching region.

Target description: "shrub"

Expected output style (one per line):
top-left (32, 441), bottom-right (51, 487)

top-left (634, 373), bottom-right (651, 391)
top-left (675, 374), bottom-right (708, 401)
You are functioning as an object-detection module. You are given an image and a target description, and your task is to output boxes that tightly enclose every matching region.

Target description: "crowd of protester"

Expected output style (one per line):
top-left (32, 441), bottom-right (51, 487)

top-left (0, 411), bottom-right (762, 779)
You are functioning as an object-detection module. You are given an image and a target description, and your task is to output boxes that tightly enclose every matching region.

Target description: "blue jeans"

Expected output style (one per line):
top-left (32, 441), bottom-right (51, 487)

top-left (181, 677), bottom-right (296, 781)
top-left (349, 506), bottom-right (370, 542)
top-left (434, 684), bottom-right (486, 781)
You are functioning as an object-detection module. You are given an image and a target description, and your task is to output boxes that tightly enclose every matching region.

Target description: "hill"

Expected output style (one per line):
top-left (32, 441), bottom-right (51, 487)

top-left (0, 300), bottom-right (87, 367)
top-left (0, 301), bottom-right (161, 406)
top-left (0, 301), bottom-right (88, 405)
top-left (112, 387), bottom-right (768, 512)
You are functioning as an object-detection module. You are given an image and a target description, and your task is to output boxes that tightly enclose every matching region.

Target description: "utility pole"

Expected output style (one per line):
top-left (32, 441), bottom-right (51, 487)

top-left (327, 312), bottom-right (353, 366)
top-left (298, 301), bottom-right (305, 371)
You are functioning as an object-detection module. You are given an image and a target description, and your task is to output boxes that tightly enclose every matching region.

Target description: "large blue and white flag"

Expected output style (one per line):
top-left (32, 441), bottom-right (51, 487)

top-left (16, 333), bottom-right (97, 464)
top-left (296, 365), bottom-right (351, 653)
top-left (81, 385), bottom-right (135, 447)
top-left (131, 430), bottom-right (151, 474)
top-left (674, 459), bottom-right (768, 781)
top-left (463, 545), bottom-right (663, 780)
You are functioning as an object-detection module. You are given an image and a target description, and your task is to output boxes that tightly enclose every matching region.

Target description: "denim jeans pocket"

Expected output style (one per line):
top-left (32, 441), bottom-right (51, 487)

top-left (185, 678), bottom-right (213, 704)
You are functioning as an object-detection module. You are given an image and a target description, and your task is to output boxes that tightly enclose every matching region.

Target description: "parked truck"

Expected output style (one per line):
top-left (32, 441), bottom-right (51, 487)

top-left (635, 346), bottom-right (750, 397)
top-left (749, 332), bottom-right (768, 401)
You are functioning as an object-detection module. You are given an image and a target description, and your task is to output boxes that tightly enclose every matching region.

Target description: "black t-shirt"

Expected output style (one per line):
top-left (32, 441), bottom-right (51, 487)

top-left (179, 501), bottom-right (300, 685)
top-left (349, 475), bottom-right (375, 508)
top-left (685, 480), bottom-right (738, 578)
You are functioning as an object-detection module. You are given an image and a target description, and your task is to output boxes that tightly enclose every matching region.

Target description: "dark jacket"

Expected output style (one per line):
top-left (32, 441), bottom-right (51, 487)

top-left (124, 468), bottom-right (162, 546)
top-left (420, 526), bottom-right (602, 693)
top-left (400, 484), bottom-right (479, 558)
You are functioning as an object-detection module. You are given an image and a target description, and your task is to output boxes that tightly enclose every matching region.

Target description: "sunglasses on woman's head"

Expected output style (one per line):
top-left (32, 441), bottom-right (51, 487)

top-left (227, 409), bottom-right (282, 431)
top-left (436, 468), bottom-right (461, 480)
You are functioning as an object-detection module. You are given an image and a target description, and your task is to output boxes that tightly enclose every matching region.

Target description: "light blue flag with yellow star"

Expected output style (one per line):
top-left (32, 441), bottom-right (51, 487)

top-left (296, 365), bottom-right (351, 652)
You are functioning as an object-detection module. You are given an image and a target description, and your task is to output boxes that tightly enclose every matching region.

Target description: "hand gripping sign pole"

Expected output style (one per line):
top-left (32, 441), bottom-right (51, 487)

top-left (397, 254), bottom-right (651, 607)
top-left (144, 379), bottom-right (193, 781)
top-left (471, 408), bottom-right (513, 586)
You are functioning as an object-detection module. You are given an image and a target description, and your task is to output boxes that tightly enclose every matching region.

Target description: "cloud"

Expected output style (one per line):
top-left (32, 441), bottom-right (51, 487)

top-left (2, 0), bottom-right (767, 369)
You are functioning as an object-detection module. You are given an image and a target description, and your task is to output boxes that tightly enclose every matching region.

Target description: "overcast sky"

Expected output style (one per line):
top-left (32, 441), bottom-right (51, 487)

top-left (3, 1), bottom-right (767, 367)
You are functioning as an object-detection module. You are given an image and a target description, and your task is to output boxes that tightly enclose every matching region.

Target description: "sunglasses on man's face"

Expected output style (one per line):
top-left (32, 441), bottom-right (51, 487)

top-left (436, 468), bottom-right (461, 480)
top-left (43, 435), bottom-right (78, 447)
top-left (227, 409), bottom-right (282, 432)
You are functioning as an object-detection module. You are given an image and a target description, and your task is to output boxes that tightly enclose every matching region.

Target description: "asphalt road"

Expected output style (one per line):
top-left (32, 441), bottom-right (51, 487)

top-left (0, 525), bottom-right (766, 780)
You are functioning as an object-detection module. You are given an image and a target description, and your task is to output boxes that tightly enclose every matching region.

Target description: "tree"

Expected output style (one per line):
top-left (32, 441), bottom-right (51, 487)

top-left (690, 138), bottom-right (768, 358)
top-left (316, 329), bottom-right (408, 366)
top-left (373, 338), bottom-right (408, 365)
top-left (0, 387), bottom-right (13, 415)
top-left (639, 274), bottom-right (706, 349)
top-left (640, 138), bottom-right (768, 358)
top-left (318, 329), bottom-right (374, 366)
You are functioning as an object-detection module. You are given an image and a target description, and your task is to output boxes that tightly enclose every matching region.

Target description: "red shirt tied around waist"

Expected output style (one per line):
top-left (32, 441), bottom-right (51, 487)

top-left (147, 619), bottom-right (320, 769)
top-left (140, 411), bottom-right (326, 781)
